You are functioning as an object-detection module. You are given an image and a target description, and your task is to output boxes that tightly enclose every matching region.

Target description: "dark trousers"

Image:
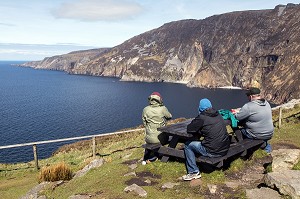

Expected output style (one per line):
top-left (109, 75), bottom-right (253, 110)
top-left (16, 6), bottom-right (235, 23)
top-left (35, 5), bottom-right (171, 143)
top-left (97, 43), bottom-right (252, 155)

top-left (143, 149), bottom-right (159, 161)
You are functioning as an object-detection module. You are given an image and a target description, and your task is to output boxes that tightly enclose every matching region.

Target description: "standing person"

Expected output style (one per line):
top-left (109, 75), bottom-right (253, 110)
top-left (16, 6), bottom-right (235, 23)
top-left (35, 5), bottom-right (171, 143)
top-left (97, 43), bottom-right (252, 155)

top-left (142, 92), bottom-right (172, 165)
top-left (234, 87), bottom-right (274, 153)
top-left (182, 98), bottom-right (230, 181)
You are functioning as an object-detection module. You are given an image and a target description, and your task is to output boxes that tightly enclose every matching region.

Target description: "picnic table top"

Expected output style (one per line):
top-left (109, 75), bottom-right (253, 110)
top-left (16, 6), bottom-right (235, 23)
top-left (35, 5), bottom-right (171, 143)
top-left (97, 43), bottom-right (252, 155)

top-left (158, 118), bottom-right (232, 138)
top-left (158, 119), bottom-right (193, 137)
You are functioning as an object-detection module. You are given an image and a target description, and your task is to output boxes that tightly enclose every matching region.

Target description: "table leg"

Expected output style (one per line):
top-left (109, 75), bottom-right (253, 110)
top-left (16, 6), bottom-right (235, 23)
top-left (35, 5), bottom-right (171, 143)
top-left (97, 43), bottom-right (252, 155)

top-left (161, 136), bottom-right (179, 162)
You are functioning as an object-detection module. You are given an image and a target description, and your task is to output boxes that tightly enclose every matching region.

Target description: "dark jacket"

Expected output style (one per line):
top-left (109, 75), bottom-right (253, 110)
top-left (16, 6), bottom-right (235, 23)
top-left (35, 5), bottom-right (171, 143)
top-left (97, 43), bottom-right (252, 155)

top-left (187, 108), bottom-right (230, 156)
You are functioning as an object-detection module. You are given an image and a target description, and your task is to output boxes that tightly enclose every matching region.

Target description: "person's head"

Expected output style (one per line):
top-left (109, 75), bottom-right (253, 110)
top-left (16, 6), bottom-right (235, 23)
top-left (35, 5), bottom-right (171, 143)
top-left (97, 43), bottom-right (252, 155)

top-left (245, 87), bottom-right (261, 101)
top-left (198, 98), bottom-right (212, 113)
top-left (148, 92), bottom-right (163, 105)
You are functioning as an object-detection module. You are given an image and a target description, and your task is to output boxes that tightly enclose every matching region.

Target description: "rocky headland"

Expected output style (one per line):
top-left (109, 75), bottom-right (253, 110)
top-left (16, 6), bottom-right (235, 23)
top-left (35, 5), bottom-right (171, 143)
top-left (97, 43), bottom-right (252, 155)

top-left (21, 3), bottom-right (300, 104)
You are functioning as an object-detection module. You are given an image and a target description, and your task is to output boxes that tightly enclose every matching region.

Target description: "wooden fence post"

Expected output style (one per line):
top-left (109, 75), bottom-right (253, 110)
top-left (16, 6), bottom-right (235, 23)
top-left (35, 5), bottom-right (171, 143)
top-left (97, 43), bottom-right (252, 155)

top-left (33, 144), bottom-right (39, 170)
top-left (92, 136), bottom-right (96, 158)
top-left (278, 107), bottom-right (282, 129)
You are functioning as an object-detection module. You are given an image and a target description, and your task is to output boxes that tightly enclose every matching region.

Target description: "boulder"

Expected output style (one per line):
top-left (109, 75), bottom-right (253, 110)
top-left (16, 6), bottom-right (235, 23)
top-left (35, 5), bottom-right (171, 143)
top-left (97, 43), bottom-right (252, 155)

top-left (124, 184), bottom-right (147, 197)
top-left (271, 149), bottom-right (300, 171)
top-left (246, 187), bottom-right (281, 199)
top-left (264, 170), bottom-right (300, 198)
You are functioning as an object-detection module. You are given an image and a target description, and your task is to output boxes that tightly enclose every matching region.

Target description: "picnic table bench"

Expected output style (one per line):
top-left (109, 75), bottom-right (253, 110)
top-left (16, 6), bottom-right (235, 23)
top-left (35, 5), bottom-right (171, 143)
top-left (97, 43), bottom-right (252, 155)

top-left (152, 119), bottom-right (265, 168)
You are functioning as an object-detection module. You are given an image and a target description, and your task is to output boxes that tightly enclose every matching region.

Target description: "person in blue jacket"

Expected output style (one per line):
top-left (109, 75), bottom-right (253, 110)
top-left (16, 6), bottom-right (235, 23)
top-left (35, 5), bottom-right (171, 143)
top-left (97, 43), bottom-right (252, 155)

top-left (182, 98), bottom-right (230, 181)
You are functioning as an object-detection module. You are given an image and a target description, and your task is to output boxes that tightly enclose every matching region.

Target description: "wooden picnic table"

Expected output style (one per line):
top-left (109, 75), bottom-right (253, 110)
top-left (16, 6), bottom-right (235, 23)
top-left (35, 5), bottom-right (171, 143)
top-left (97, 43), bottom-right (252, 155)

top-left (156, 119), bottom-right (265, 167)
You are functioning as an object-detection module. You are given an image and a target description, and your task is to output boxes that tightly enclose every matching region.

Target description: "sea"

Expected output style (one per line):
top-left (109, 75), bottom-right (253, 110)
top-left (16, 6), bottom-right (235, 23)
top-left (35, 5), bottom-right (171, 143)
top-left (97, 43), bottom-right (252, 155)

top-left (0, 61), bottom-right (249, 163)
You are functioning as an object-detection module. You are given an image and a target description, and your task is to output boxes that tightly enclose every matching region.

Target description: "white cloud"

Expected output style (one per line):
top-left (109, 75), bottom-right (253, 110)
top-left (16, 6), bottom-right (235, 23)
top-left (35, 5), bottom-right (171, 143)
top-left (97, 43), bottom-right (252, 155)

top-left (0, 43), bottom-right (97, 61)
top-left (0, 49), bottom-right (56, 56)
top-left (52, 0), bottom-right (143, 21)
top-left (0, 22), bottom-right (15, 27)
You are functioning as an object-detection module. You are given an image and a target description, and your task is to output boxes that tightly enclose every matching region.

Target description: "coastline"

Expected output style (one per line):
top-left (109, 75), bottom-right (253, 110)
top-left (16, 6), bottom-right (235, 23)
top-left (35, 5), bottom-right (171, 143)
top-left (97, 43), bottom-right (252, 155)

top-left (218, 86), bottom-right (242, 89)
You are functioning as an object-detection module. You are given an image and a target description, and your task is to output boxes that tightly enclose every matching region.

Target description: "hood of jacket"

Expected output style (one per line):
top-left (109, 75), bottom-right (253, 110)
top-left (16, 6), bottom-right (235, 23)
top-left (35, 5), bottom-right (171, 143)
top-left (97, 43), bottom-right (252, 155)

top-left (148, 94), bottom-right (163, 106)
top-left (252, 99), bottom-right (267, 106)
top-left (201, 108), bottom-right (219, 117)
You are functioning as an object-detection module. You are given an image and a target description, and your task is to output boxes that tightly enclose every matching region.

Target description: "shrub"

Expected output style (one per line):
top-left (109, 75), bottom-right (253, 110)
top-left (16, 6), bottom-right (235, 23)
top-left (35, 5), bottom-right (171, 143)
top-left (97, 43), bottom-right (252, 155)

top-left (39, 162), bottom-right (73, 182)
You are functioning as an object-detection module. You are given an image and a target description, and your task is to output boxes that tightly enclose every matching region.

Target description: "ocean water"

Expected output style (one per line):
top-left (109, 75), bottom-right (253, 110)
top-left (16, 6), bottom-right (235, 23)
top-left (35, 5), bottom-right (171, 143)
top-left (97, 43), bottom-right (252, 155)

top-left (0, 61), bottom-right (248, 163)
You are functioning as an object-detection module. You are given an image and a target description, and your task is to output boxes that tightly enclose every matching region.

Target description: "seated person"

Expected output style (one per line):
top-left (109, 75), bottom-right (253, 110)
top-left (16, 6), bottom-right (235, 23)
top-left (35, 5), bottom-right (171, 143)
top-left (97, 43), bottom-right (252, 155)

top-left (142, 92), bottom-right (172, 165)
top-left (182, 98), bottom-right (230, 181)
top-left (234, 87), bottom-right (274, 153)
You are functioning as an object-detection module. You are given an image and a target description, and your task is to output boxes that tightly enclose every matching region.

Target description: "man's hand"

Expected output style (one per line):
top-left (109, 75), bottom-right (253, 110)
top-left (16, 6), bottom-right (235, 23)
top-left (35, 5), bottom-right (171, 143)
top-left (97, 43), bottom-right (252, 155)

top-left (230, 108), bottom-right (241, 114)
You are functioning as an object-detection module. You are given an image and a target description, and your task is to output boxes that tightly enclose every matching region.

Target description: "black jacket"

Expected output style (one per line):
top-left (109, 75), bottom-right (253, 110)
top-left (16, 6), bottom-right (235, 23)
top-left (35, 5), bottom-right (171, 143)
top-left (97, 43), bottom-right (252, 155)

top-left (187, 108), bottom-right (230, 156)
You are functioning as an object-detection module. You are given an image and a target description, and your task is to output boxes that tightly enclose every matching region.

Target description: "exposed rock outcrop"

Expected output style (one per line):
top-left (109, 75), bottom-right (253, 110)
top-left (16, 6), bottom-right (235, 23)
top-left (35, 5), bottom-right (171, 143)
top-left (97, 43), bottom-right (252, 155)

top-left (73, 158), bottom-right (104, 178)
top-left (264, 170), bottom-right (300, 198)
top-left (271, 149), bottom-right (300, 171)
top-left (21, 4), bottom-right (300, 104)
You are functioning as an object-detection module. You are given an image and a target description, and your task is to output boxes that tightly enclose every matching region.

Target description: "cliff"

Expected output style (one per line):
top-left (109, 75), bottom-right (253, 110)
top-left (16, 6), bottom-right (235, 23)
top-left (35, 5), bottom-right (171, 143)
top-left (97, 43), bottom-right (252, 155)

top-left (22, 4), bottom-right (300, 104)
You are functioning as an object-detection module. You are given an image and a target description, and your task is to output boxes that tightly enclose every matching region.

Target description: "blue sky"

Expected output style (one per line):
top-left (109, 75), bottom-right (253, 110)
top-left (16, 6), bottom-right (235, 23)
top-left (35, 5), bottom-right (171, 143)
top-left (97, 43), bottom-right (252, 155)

top-left (0, 0), bottom-right (298, 61)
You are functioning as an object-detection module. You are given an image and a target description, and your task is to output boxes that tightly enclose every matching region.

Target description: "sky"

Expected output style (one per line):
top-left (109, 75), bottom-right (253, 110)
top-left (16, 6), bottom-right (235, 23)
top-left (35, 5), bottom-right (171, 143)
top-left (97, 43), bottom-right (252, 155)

top-left (0, 0), bottom-right (299, 61)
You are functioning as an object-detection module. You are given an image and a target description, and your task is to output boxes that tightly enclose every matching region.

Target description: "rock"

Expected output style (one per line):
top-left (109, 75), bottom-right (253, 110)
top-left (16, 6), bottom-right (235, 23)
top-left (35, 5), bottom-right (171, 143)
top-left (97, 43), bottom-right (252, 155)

top-left (124, 172), bottom-right (137, 177)
top-left (246, 187), bottom-right (281, 199)
top-left (73, 158), bottom-right (104, 178)
top-left (224, 180), bottom-right (241, 189)
top-left (242, 173), bottom-right (265, 183)
top-left (122, 153), bottom-right (133, 160)
top-left (271, 149), bottom-right (300, 171)
top-left (37, 196), bottom-right (47, 199)
top-left (144, 179), bottom-right (151, 184)
top-left (272, 99), bottom-right (300, 110)
top-left (128, 163), bottom-right (138, 170)
top-left (189, 179), bottom-right (202, 187)
top-left (20, 182), bottom-right (50, 199)
top-left (51, 180), bottom-right (64, 190)
top-left (264, 170), bottom-right (300, 198)
top-left (207, 184), bottom-right (218, 194)
top-left (124, 184), bottom-right (147, 197)
top-left (68, 194), bottom-right (91, 199)
top-left (161, 182), bottom-right (180, 189)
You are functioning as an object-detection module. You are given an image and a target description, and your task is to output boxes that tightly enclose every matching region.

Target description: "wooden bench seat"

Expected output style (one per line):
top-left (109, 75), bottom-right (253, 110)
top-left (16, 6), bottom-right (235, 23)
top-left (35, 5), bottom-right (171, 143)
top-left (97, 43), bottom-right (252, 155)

top-left (158, 138), bottom-right (265, 168)
top-left (142, 143), bottom-right (162, 150)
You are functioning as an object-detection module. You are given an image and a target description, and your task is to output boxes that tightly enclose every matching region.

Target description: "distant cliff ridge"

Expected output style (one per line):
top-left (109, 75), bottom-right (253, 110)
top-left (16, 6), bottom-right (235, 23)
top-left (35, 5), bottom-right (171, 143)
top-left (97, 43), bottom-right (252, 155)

top-left (22, 4), bottom-right (300, 104)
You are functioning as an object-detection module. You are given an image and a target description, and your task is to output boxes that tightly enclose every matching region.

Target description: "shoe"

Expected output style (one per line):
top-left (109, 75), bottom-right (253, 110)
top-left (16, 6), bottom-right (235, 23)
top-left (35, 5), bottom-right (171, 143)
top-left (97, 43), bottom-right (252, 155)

top-left (148, 156), bottom-right (157, 162)
top-left (182, 172), bottom-right (201, 181)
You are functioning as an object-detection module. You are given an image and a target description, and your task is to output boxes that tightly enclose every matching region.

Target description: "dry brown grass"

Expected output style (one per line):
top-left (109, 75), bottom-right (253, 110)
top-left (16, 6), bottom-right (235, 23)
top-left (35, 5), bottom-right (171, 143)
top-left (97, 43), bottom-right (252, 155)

top-left (39, 162), bottom-right (73, 182)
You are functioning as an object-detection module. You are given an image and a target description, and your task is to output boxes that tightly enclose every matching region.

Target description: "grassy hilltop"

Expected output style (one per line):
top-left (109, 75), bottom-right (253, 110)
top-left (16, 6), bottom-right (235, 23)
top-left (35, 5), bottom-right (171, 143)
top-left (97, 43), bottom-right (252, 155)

top-left (0, 105), bottom-right (300, 199)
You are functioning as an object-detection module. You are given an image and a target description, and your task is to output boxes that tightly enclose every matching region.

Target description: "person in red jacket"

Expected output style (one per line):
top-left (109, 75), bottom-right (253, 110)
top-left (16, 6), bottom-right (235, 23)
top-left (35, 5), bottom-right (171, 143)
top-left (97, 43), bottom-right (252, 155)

top-left (182, 98), bottom-right (230, 181)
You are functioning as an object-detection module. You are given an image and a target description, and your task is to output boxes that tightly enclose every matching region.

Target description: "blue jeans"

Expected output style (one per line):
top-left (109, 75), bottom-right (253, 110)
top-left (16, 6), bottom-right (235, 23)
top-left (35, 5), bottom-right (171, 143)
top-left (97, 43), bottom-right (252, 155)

top-left (241, 129), bottom-right (272, 153)
top-left (184, 141), bottom-right (218, 174)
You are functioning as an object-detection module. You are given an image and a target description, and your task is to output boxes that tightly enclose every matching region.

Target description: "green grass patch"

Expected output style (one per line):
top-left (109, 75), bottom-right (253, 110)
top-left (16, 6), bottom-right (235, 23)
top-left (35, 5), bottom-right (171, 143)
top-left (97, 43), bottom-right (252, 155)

top-left (202, 170), bottom-right (226, 184)
top-left (226, 158), bottom-right (245, 173)
top-left (293, 160), bottom-right (300, 170)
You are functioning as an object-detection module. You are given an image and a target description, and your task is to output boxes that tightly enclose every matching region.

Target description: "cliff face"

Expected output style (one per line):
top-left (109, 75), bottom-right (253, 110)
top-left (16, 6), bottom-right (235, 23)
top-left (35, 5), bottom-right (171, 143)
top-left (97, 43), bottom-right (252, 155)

top-left (22, 48), bottom-right (109, 72)
top-left (22, 4), bottom-right (300, 104)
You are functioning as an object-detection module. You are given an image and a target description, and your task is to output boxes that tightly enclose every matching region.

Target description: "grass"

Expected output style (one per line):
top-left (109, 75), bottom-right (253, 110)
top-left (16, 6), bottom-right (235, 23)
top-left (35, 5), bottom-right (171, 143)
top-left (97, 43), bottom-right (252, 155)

top-left (0, 164), bottom-right (38, 198)
top-left (0, 109), bottom-right (299, 198)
